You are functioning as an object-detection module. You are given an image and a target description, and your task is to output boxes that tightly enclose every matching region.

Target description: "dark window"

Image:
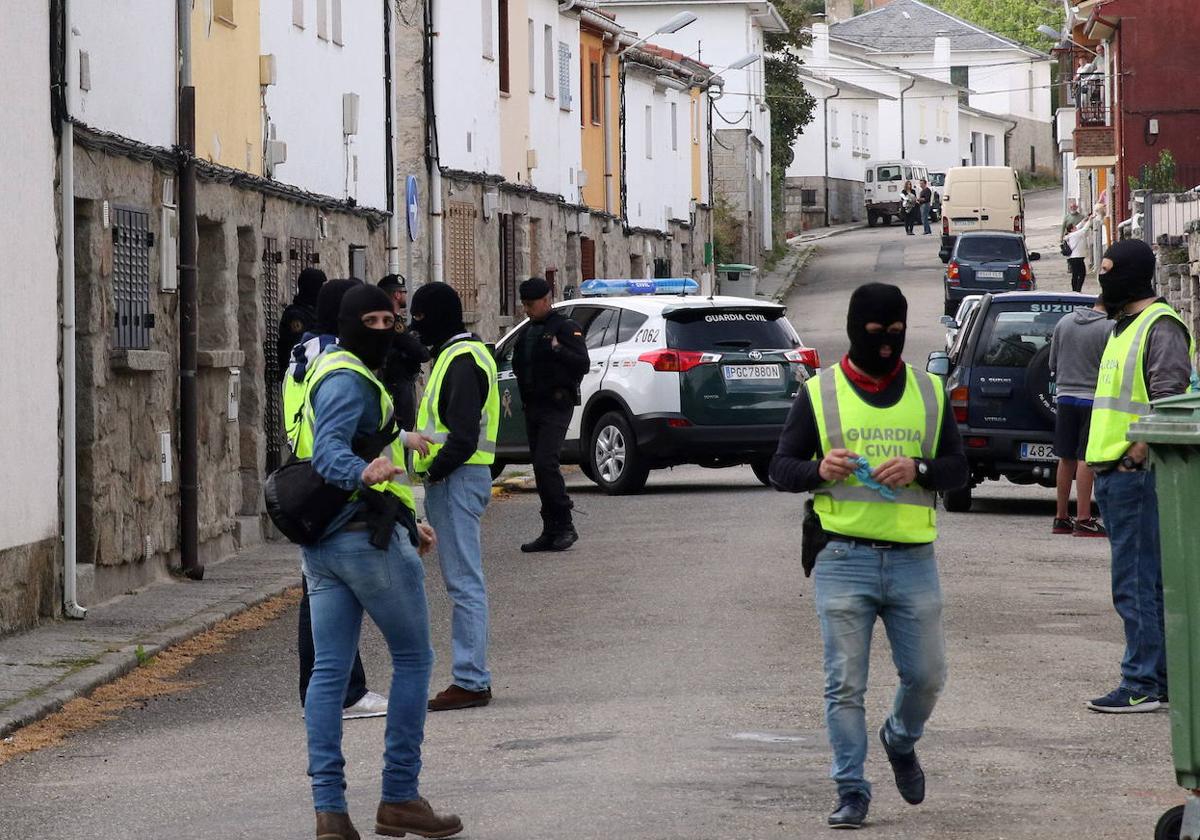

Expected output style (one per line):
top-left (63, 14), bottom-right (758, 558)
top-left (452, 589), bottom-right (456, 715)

top-left (929, 172), bottom-right (946, 187)
top-left (616, 310), bottom-right (649, 343)
top-left (877, 165), bottom-right (902, 181)
top-left (580, 236), bottom-right (596, 282)
top-left (801, 189), bottom-right (818, 206)
top-left (583, 308), bottom-right (616, 349)
top-left (955, 236), bottom-right (1026, 263)
top-left (865, 170), bottom-right (874, 183)
top-left (498, 0), bottom-right (510, 93)
top-left (653, 257), bottom-right (671, 278)
top-left (348, 244), bottom-right (367, 280)
top-left (112, 206), bottom-right (154, 350)
top-left (262, 237), bottom-right (284, 471)
top-left (499, 213), bottom-right (518, 316)
top-left (665, 309), bottom-right (798, 352)
top-left (1030, 145), bottom-right (1036, 173)
top-left (976, 304), bottom-right (1071, 367)
top-left (950, 65), bottom-right (970, 107)
top-left (589, 54), bottom-right (602, 124)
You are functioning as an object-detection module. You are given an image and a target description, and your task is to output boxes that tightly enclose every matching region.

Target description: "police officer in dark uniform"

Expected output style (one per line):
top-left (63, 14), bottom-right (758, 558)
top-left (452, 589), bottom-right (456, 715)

top-left (514, 277), bottom-right (590, 552)
top-left (377, 274), bottom-right (430, 431)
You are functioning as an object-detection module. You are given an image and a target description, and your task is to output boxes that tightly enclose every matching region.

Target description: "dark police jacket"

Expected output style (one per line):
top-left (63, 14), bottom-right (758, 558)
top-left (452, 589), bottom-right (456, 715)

top-left (514, 311), bottom-right (590, 406)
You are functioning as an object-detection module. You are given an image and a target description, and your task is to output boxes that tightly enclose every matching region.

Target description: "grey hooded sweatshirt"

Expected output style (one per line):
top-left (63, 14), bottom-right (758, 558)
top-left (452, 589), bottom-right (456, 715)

top-left (1049, 306), bottom-right (1111, 400)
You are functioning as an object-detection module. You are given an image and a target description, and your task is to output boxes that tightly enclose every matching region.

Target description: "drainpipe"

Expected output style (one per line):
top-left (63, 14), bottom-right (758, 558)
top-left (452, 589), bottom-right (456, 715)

top-left (426, 0), bottom-right (444, 284)
top-left (603, 35), bottom-right (617, 215)
top-left (177, 0), bottom-right (203, 579)
top-left (824, 85), bottom-right (841, 228)
top-left (384, 0), bottom-right (400, 275)
top-left (899, 76), bottom-right (916, 158)
top-left (60, 0), bottom-right (85, 619)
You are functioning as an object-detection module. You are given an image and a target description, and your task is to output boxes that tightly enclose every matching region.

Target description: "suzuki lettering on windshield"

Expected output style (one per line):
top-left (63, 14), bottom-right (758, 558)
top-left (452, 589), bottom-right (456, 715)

top-left (724, 364), bottom-right (781, 381)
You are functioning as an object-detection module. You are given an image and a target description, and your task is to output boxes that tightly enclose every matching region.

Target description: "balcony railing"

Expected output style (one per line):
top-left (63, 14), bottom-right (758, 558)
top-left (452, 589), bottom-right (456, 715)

top-left (1077, 78), bottom-right (1107, 126)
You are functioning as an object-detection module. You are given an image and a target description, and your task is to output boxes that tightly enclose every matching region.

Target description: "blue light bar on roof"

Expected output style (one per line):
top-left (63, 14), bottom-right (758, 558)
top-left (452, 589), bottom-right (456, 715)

top-left (580, 277), bottom-right (700, 297)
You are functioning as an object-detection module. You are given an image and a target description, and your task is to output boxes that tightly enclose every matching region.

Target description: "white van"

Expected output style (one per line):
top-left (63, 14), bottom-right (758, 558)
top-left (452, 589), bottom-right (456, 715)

top-left (938, 166), bottom-right (1025, 262)
top-left (864, 159), bottom-right (930, 227)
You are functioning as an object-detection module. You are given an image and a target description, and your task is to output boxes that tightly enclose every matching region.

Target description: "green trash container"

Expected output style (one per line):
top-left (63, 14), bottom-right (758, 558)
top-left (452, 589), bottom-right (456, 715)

top-left (1129, 393), bottom-right (1200, 840)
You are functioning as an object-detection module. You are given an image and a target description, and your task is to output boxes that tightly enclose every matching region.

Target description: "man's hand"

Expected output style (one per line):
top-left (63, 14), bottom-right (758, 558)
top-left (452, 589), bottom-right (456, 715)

top-left (416, 522), bottom-right (437, 557)
top-left (403, 432), bottom-right (435, 457)
top-left (873, 457), bottom-right (918, 489)
top-left (818, 448), bottom-right (860, 482)
top-left (361, 457), bottom-right (404, 487)
top-left (1119, 441), bottom-right (1149, 470)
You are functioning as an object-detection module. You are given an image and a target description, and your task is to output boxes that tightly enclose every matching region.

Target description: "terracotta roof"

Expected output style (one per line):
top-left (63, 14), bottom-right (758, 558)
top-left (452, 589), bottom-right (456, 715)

top-left (640, 42), bottom-right (711, 69)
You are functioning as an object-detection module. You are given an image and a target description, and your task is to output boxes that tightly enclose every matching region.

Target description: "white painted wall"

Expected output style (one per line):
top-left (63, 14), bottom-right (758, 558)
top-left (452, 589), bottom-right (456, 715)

top-left (0, 2), bottom-right (60, 550)
top-left (878, 49), bottom-right (1053, 124)
top-left (903, 81), bottom-right (961, 173)
top-left (434, 0), bottom-right (502, 176)
top-left (70, 0), bottom-right (177, 147)
top-left (624, 69), bottom-right (692, 231)
top-left (526, 4), bottom-right (582, 198)
top-left (787, 78), bottom-right (883, 183)
top-left (262, 0), bottom-right (388, 208)
top-left (958, 111), bottom-right (1008, 166)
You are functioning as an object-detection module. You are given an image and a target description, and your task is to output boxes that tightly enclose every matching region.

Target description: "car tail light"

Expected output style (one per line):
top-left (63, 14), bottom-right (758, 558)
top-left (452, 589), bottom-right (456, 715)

top-left (785, 347), bottom-right (821, 369)
top-left (950, 385), bottom-right (969, 423)
top-left (942, 216), bottom-right (949, 235)
top-left (637, 349), bottom-right (721, 373)
top-left (1013, 215), bottom-right (1023, 233)
top-left (667, 418), bottom-right (693, 428)
top-left (965, 436), bottom-right (989, 448)
top-left (946, 261), bottom-right (960, 284)
top-left (1018, 263), bottom-right (1032, 289)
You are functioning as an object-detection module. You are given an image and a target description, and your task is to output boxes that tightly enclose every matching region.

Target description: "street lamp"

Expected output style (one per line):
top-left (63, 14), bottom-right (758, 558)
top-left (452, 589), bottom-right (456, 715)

top-left (1037, 24), bottom-right (1098, 55)
top-left (620, 11), bottom-right (698, 54)
top-left (715, 53), bottom-right (761, 73)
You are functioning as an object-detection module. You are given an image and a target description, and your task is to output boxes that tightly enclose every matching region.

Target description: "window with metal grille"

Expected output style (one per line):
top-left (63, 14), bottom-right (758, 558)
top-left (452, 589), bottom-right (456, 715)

top-left (112, 206), bottom-right (154, 350)
top-left (446, 202), bottom-right (479, 311)
top-left (558, 41), bottom-right (571, 110)
top-left (262, 237), bottom-right (285, 471)
top-left (499, 213), bottom-right (518, 317)
top-left (801, 189), bottom-right (817, 206)
top-left (287, 237), bottom-right (317, 295)
top-left (580, 236), bottom-right (596, 282)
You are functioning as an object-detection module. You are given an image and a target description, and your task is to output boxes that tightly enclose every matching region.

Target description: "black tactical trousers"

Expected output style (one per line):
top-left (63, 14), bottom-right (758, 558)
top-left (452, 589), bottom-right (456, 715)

top-left (525, 400), bottom-right (575, 532)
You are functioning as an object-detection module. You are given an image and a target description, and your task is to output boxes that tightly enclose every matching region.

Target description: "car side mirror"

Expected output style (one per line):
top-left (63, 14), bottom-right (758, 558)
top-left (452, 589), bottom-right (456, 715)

top-left (939, 315), bottom-right (956, 328)
top-left (927, 351), bottom-right (951, 377)
top-left (1028, 251), bottom-right (1041, 261)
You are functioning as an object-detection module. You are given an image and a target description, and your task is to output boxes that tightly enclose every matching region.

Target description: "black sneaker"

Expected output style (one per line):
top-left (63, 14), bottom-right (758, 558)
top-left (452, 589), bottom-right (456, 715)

top-left (1073, 518), bottom-right (1107, 538)
top-left (879, 725), bottom-right (925, 804)
top-left (1160, 693), bottom-right (1170, 708)
top-left (1052, 517), bottom-right (1075, 535)
top-left (1086, 687), bottom-right (1161, 713)
top-left (828, 792), bottom-right (869, 829)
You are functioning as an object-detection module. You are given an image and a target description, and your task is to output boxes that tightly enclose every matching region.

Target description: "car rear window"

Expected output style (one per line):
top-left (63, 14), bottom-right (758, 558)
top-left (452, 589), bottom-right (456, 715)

top-left (930, 173), bottom-right (945, 187)
top-left (975, 302), bottom-right (1074, 367)
top-left (956, 237), bottom-right (1025, 263)
top-left (665, 309), bottom-right (798, 351)
top-left (877, 165), bottom-right (902, 181)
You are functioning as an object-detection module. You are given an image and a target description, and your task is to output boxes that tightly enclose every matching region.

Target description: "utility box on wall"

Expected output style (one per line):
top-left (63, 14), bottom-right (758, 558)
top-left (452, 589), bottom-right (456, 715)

top-left (227, 369), bottom-right (241, 422)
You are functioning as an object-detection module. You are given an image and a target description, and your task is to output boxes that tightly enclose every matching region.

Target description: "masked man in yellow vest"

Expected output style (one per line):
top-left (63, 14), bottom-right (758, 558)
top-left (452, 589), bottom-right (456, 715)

top-left (409, 283), bottom-right (501, 713)
top-left (771, 284), bottom-right (968, 830)
top-left (1085, 239), bottom-right (1194, 714)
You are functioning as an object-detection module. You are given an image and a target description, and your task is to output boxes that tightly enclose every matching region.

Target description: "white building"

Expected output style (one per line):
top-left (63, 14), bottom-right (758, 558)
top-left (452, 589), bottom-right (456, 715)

top-left (603, 0), bottom-right (785, 261)
top-left (261, 0), bottom-right (389, 209)
top-left (525, 2), bottom-right (584, 200)
top-left (828, 0), bottom-right (1055, 175)
top-left (0, 1), bottom-right (61, 633)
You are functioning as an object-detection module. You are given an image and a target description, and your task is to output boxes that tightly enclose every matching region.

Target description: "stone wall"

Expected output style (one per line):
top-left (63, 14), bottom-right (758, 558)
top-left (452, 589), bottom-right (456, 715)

top-left (1155, 232), bottom-right (1200, 369)
top-left (72, 144), bottom-right (387, 604)
top-left (783, 176), bottom-right (864, 233)
top-left (1008, 115), bottom-right (1058, 176)
top-left (712, 128), bottom-right (762, 263)
top-left (0, 539), bottom-right (58, 636)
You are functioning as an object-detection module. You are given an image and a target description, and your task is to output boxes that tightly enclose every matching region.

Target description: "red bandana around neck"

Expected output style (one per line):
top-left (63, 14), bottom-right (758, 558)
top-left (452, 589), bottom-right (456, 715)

top-left (840, 354), bottom-right (903, 394)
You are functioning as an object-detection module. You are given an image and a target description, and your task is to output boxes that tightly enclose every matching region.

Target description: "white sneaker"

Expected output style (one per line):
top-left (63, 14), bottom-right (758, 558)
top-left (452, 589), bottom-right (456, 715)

top-left (342, 690), bottom-right (388, 720)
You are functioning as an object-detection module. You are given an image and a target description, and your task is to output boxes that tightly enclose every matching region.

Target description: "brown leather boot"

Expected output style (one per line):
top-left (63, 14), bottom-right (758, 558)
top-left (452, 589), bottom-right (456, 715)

top-left (427, 684), bottom-right (492, 712)
top-left (315, 810), bottom-right (360, 840)
top-left (375, 798), bottom-right (463, 838)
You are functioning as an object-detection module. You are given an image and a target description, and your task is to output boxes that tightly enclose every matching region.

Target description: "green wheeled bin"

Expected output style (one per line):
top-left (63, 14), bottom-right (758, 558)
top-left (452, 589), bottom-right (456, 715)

top-left (1129, 393), bottom-right (1200, 840)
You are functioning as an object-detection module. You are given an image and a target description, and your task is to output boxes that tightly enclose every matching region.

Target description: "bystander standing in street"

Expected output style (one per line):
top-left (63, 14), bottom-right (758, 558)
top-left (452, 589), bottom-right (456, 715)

top-left (1085, 239), bottom-right (1194, 714)
top-left (918, 179), bottom-right (933, 235)
top-left (409, 282), bottom-right (501, 712)
top-left (377, 274), bottom-right (430, 432)
top-left (513, 277), bottom-right (590, 552)
top-left (277, 267), bottom-right (326, 378)
top-left (1049, 297), bottom-right (1110, 537)
top-left (770, 283), bottom-right (968, 829)
top-left (296, 283), bottom-right (461, 840)
top-left (1064, 220), bottom-right (1091, 293)
top-left (901, 181), bottom-right (918, 236)
top-left (1062, 199), bottom-right (1084, 237)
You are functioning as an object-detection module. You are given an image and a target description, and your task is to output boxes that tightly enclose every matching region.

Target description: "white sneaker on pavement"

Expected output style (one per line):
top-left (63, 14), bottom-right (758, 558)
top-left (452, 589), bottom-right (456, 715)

top-left (342, 690), bottom-right (388, 720)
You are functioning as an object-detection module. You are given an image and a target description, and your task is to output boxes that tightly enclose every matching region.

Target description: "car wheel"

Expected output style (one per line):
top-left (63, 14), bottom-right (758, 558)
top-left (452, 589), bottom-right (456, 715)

top-left (578, 455), bottom-right (597, 483)
top-left (941, 485), bottom-right (972, 512)
top-left (867, 212), bottom-right (877, 228)
top-left (488, 461), bottom-right (506, 481)
top-left (883, 214), bottom-right (893, 226)
top-left (944, 298), bottom-right (958, 317)
top-left (1025, 344), bottom-right (1057, 425)
top-left (590, 411), bottom-right (649, 495)
top-left (750, 457), bottom-right (773, 487)
top-left (1155, 805), bottom-right (1183, 840)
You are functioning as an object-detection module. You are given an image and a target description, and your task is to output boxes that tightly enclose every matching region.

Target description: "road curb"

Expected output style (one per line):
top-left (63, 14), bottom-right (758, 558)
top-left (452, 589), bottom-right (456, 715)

top-left (786, 223), bottom-right (867, 246)
top-left (771, 243), bottom-right (819, 303)
top-left (0, 575), bottom-right (299, 740)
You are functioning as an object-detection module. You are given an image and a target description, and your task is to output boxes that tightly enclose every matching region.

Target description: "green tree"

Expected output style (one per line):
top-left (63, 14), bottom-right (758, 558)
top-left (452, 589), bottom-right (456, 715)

top-left (764, 2), bottom-right (818, 236)
top-left (1129, 149), bottom-right (1183, 193)
top-left (928, 0), bottom-right (1064, 51)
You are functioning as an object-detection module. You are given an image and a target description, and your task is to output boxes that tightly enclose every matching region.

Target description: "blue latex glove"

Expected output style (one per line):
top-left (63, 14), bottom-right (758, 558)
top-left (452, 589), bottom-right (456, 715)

top-left (852, 455), bottom-right (897, 501)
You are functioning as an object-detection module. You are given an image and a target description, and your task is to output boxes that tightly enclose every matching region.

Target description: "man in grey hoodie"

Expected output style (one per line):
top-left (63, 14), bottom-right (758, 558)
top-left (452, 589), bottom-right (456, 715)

top-left (1048, 298), bottom-right (1111, 537)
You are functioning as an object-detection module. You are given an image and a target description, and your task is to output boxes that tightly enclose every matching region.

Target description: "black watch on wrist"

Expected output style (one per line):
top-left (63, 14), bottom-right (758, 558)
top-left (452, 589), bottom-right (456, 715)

top-left (1120, 455), bottom-right (1142, 471)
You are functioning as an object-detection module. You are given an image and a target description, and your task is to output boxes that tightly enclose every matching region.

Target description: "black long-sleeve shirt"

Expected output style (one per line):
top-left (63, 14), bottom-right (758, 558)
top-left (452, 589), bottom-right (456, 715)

top-left (424, 340), bottom-right (491, 482)
top-left (770, 366), bottom-right (968, 496)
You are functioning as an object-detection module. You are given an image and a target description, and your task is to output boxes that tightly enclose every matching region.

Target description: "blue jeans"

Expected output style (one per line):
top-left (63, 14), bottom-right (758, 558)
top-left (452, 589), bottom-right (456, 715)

top-left (425, 465), bottom-right (493, 692)
top-left (920, 202), bottom-right (932, 233)
top-left (813, 540), bottom-right (947, 799)
top-left (1094, 469), bottom-right (1167, 696)
top-left (302, 526), bottom-right (434, 813)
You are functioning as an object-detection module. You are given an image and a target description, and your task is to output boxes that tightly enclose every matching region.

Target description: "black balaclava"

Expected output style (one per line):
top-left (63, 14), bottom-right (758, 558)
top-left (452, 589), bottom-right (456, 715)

top-left (846, 283), bottom-right (908, 377)
top-left (1099, 239), bottom-right (1158, 318)
top-left (315, 279), bottom-right (361, 336)
top-left (408, 282), bottom-right (466, 349)
top-left (295, 267), bottom-right (327, 309)
top-left (337, 284), bottom-right (396, 369)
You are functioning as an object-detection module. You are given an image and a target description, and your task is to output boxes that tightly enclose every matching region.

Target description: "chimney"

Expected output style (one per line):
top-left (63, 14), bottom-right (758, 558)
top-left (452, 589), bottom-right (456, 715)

top-left (825, 0), bottom-right (855, 23)
top-left (812, 20), bottom-right (831, 62)
top-left (933, 31), bottom-right (951, 66)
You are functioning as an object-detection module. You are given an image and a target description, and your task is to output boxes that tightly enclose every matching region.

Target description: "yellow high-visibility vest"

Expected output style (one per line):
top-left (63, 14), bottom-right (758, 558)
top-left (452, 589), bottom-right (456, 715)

top-left (413, 338), bottom-right (500, 474)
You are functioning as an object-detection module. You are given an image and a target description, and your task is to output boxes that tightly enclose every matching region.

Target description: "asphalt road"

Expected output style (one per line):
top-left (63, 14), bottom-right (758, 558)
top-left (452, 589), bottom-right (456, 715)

top-left (0, 190), bottom-right (1182, 840)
